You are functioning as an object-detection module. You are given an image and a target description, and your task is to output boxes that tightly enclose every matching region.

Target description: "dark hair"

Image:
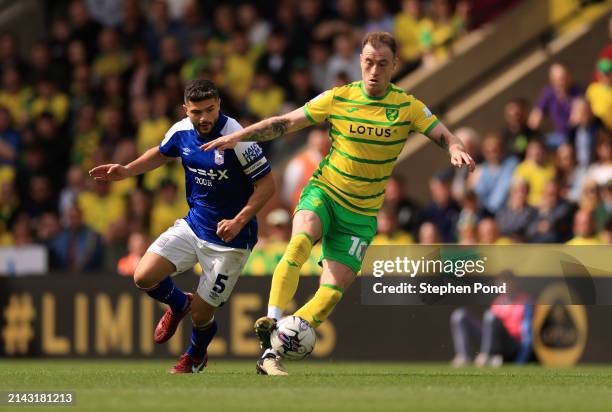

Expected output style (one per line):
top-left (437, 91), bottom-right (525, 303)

top-left (361, 31), bottom-right (397, 56)
top-left (184, 79), bottom-right (219, 103)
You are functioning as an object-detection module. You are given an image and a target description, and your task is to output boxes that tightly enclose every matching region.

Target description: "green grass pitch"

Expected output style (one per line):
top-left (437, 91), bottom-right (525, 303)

top-left (1, 360), bottom-right (611, 411)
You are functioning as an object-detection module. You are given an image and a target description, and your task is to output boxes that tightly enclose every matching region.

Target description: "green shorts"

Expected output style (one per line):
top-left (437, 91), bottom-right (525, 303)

top-left (295, 182), bottom-right (377, 273)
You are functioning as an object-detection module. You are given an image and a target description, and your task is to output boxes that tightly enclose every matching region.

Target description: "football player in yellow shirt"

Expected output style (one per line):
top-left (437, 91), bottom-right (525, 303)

top-left (203, 32), bottom-right (475, 375)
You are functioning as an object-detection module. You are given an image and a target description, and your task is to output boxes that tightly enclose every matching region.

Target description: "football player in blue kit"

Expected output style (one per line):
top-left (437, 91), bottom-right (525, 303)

top-left (89, 80), bottom-right (275, 373)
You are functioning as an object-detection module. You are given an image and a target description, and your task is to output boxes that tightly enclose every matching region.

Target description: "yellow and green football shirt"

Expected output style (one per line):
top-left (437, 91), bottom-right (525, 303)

top-left (303, 80), bottom-right (439, 216)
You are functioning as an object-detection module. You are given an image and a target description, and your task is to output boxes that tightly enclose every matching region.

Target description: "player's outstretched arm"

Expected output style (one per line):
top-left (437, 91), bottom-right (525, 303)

top-left (216, 173), bottom-right (276, 243)
top-left (201, 107), bottom-right (312, 152)
top-left (426, 122), bottom-right (476, 172)
top-left (89, 146), bottom-right (171, 181)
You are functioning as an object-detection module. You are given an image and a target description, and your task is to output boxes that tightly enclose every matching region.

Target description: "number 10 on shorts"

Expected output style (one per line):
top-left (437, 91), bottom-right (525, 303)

top-left (348, 236), bottom-right (368, 262)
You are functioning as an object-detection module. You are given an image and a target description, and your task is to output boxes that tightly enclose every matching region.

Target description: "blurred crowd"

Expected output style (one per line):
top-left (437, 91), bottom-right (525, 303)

top-left (0, 0), bottom-right (608, 277)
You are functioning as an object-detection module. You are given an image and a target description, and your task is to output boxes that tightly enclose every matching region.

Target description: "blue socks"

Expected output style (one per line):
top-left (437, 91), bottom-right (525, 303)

top-left (187, 320), bottom-right (218, 359)
top-left (146, 276), bottom-right (188, 313)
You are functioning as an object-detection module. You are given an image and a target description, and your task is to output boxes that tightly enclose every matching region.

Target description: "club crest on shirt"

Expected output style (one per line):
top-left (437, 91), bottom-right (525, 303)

top-left (385, 108), bottom-right (399, 121)
top-left (214, 149), bottom-right (224, 165)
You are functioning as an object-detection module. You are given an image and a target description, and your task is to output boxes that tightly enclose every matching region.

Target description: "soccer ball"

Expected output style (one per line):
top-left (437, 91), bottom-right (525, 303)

top-left (270, 316), bottom-right (316, 360)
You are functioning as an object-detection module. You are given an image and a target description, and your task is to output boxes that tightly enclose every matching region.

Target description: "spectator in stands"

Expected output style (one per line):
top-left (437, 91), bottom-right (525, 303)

top-left (0, 181), bottom-right (18, 231)
top-left (286, 60), bottom-right (319, 108)
top-left (256, 28), bottom-right (292, 91)
top-left (326, 32), bottom-right (362, 84)
top-left (383, 174), bottom-right (422, 237)
top-left (150, 179), bottom-right (188, 238)
top-left (180, 0), bottom-right (208, 45)
top-left (282, 125), bottom-right (330, 210)
top-left (566, 208), bottom-right (601, 245)
top-left (472, 133), bottom-right (519, 213)
top-left (393, 0), bottom-right (426, 78)
top-left (126, 43), bottom-right (153, 99)
top-left (418, 221), bottom-right (440, 244)
top-left (496, 178), bottom-right (537, 242)
top-left (49, 205), bottom-right (104, 271)
top-left (593, 16), bottom-right (612, 81)
top-left (49, 17), bottom-right (72, 66)
top-left (568, 97), bottom-right (599, 168)
top-left (0, 221), bottom-right (11, 246)
top-left (555, 143), bottom-right (587, 203)
top-left (143, 0), bottom-right (185, 60)
top-left (363, 0), bottom-right (394, 35)
top-left (152, 35), bottom-right (184, 84)
top-left (246, 70), bottom-right (285, 120)
top-left (420, 0), bottom-right (464, 65)
top-left (313, 0), bottom-right (363, 41)
top-left (371, 203), bottom-right (414, 245)
top-left (36, 212), bottom-right (61, 268)
top-left (134, 97), bottom-right (171, 155)
top-left (77, 179), bottom-right (126, 236)
top-left (423, 172), bottom-right (460, 242)
top-left (457, 190), bottom-right (480, 244)
top-left (450, 271), bottom-right (532, 367)
top-left (237, 3), bottom-right (271, 48)
top-left (0, 106), bottom-right (19, 166)
top-left (526, 180), bottom-right (574, 243)
top-left (224, 32), bottom-right (259, 102)
top-left (477, 217), bottom-right (511, 244)
top-left (33, 112), bottom-right (69, 190)
top-left (586, 58), bottom-right (612, 132)
top-left (586, 130), bottom-right (612, 186)
top-left (92, 28), bottom-right (131, 81)
top-left (451, 127), bottom-right (480, 202)
top-left (513, 139), bottom-right (555, 206)
top-left (70, 64), bottom-right (95, 115)
top-left (0, 67), bottom-right (31, 125)
top-left (292, 0), bottom-right (333, 59)
top-left (528, 63), bottom-right (582, 145)
top-left (71, 105), bottom-right (101, 171)
top-left (500, 97), bottom-right (535, 158)
top-left (0, 32), bottom-right (28, 74)
top-left (24, 175), bottom-right (57, 219)
top-left (59, 166), bottom-right (87, 223)
top-left (117, 231), bottom-right (149, 276)
top-left (29, 77), bottom-right (70, 126)
top-left (29, 41), bottom-right (68, 90)
top-left (119, 0), bottom-right (148, 49)
top-left (11, 214), bottom-right (35, 246)
top-left (126, 188), bottom-right (152, 234)
top-left (68, 0), bottom-right (102, 61)
top-left (578, 178), bottom-right (609, 231)
top-left (309, 41), bottom-right (331, 91)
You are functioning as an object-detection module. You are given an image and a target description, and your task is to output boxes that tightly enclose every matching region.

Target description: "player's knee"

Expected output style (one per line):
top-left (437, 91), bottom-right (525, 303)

top-left (133, 266), bottom-right (155, 290)
top-left (483, 309), bottom-right (497, 324)
top-left (451, 308), bottom-right (468, 325)
top-left (282, 232), bottom-right (313, 265)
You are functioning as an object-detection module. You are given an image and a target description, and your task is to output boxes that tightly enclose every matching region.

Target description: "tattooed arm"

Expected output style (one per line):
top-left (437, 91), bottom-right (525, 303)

top-left (201, 107), bottom-right (312, 151)
top-left (426, 122), bottom-right (476, 172)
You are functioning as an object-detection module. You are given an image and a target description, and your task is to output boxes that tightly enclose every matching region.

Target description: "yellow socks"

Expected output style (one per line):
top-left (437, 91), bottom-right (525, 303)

top-left (268, 232), bottom-right (313, 317)
top-left (294, 284), bottom-right (343, 328)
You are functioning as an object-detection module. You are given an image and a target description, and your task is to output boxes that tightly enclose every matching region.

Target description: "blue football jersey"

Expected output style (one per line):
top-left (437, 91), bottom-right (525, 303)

top-left (158, 113), bottom-right (271, 249)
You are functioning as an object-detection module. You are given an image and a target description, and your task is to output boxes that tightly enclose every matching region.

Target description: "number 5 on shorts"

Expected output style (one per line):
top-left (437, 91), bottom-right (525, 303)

top-left (213, 273), bottom-right (229, 293)
top-left (348, 236), bottom-right (367, 262)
